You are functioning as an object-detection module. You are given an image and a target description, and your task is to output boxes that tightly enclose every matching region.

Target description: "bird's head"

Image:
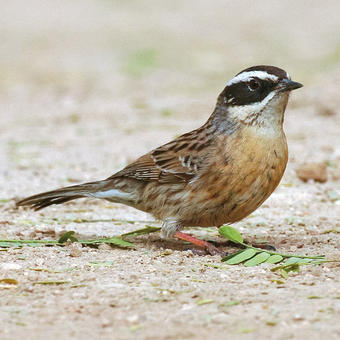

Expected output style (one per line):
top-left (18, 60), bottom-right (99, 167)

top-left (215, 65), bottom-right (303, 133)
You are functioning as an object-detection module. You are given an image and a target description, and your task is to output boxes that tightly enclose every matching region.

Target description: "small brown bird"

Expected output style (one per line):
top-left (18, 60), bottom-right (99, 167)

top-left (17, 65), bottom-right (303, 254)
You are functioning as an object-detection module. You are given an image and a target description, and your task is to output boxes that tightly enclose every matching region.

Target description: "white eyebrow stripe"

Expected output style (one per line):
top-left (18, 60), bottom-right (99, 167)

top-left (227, 71), bottom-right (279, 86)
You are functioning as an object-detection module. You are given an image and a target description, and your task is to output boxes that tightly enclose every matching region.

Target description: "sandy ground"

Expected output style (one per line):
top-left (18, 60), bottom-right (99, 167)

top-left (0, 1), bottom-right (340, 339)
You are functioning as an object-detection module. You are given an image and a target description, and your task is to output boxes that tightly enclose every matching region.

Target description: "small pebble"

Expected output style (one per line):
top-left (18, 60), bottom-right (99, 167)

top-left (293, 314), bottom-right (305, 321)
top-left (310, 237), bottom-right (318, 245)
top-left (317, 106), bottom-right (336, 116)
top-left (101, 318), bottom-right (111, 327)
top-left (296, 163), bottom-right (327, 183)
top-left (126, 314), bottom-right (139, 323)
top-left (69, 244), bottom-right (82, 257)
top-left (211, 313), bottom-right (229, 324)
top-left (98, 243), bottom-right (112, 251)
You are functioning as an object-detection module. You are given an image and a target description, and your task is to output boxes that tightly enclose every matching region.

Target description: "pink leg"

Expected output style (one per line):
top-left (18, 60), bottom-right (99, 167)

top-left (174, 231), bottom-right (221, 255)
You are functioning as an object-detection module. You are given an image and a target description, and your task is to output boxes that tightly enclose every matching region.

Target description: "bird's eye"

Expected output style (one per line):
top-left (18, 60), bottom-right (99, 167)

top-left (248, 79), bottom-right (260, 91)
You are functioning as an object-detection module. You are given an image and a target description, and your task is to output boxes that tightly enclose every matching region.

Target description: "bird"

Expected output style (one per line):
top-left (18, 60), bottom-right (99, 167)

top-left (17, 65), bottom-right (303, 254)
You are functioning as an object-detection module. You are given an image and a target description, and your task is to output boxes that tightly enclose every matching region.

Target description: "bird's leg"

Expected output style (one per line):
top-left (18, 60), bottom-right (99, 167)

top-left (174, 231), bottom-right (222, 255)
top-left (161, 219), bottom-right (222, 255)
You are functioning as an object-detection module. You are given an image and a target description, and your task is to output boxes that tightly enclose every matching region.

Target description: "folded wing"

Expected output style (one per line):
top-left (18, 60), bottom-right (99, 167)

top-left (110, 128), bottom-right (215, 184)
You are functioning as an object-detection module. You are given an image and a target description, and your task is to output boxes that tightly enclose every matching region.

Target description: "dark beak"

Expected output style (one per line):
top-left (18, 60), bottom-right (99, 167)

top-left (278, 78), bottom-right (303, 92)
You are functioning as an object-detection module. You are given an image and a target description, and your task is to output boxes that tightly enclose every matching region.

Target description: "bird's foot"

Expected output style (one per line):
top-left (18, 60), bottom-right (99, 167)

top-left (174, 231), bottom-right (225, 255)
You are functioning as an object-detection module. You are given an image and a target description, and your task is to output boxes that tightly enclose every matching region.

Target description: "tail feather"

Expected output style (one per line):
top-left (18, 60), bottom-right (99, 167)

top-left (16, 180), bottom-right (109, 211)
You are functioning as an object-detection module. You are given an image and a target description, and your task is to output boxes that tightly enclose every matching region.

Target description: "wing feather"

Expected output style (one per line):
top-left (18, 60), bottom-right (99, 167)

top-left (110, 128), bottom-right (215, 184)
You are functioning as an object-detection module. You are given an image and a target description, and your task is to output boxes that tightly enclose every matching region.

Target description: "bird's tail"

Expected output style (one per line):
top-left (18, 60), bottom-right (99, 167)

top-left (16, 180), bottom-right (112, 211)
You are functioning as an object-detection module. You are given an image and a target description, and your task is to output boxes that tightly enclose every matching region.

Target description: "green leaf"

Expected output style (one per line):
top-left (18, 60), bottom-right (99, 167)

top-left (221, 249), bottom-right (244, 262)
top-left (223, 249), bottom-right (257, 265)
top-left (286, 264), bottom-right (300, 273)
top-left (284, 257), bottom-right (302, 265)
top-left (265, 254), bottom-right (284, 264)
top-left (272, 263), bottom-right (301, 277)
top-left (58, 231), bottom-right (78, 244)
top-left (244, 252), bottom-right (271, 267)
top-left (281, 269), bottom-right (288, 279)
top-left (219, 226), bottom-right (243, 244)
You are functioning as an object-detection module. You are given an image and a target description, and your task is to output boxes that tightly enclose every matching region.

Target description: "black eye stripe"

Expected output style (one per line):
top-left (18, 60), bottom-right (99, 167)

top-left (221, 77), bottom-right (277, 106)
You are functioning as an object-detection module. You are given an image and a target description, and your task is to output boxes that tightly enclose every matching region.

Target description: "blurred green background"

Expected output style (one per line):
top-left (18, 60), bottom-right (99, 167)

top-left (1, 0), bottom-right (340, 188)
top-left (1, 0), bottom-right (340, 95)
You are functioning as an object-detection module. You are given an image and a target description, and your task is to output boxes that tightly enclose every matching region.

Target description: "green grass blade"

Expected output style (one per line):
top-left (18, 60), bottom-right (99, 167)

top-left (33, 281), bottom-right (70, 285)
top-left (121, 226), bottom-right (161, 238)
top-left (80, 237), bottom-right (135, 248)
top-left (0, 239), bottom-right (59, 248)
